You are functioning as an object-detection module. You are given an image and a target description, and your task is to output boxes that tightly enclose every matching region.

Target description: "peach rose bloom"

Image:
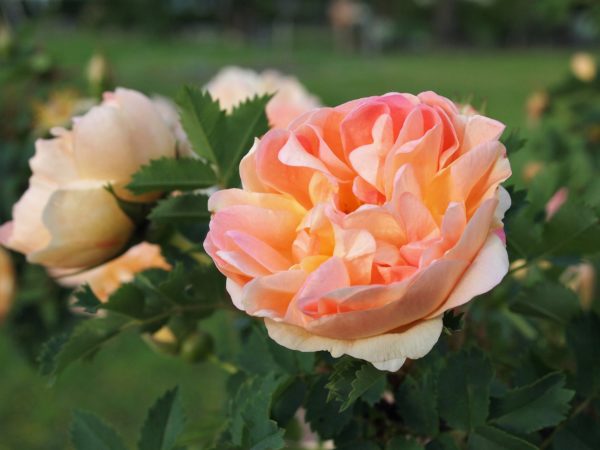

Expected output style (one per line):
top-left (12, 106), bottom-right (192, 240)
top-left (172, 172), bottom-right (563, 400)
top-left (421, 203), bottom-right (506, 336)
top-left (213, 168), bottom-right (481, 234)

top-left (0, 88), bottom-right (176, 269)
top-left (0, 248), bottom-right (15, 322)
top-left (205, 66), bottom-right (321, 129)
top-left (56, 242), bottom-right (170, 301)
top-left (204, 92), bottom-right (512, 371)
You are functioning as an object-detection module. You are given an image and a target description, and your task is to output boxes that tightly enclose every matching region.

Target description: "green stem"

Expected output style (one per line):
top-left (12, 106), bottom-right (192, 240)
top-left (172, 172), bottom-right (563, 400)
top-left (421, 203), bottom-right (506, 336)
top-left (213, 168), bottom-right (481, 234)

top-left (169, 231), bottom-right (213, 266)
top-left (207, 354), bottom-right (238, 374)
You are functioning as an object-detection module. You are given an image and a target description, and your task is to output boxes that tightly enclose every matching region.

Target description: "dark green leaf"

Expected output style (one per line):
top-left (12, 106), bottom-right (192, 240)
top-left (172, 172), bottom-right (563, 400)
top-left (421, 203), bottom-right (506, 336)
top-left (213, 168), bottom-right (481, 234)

top-left (425, 433), bottom-right (461, 450)
top-left (442, 310), bottom-right (464, 333)
top-left (47, 315), bottom-right (129, 377)
top-left (387, 436), bottom-right (425, 450)
top-left (489, 372), bottom-right (574, 433)
top-left (70, 410), bottom-right (128, 450)
top-left (127, 157), bottom-right (217, 194)
top-left (271, 377), bottom-right (307, 426)
top-left (566, 312), bottom-right (600, 396)
top-left (509, 282), bottom-right (579, 324)
top-left (552, 414), bottom-right (600, 450)
top-left (138, 387), bottom-right (186, 450)
top-left (396, 373), bottom-right (439, 437)
top-left (148, 194), bottom-right (210, 223)
top-left (38, 332), bottom-right (69, 376)
top-left (305, 375), bottom-right (353, 439)
top-left (100, 283), bottom-right (147, 319)
top-left (438, 348), bottom-right (494, 431)
top-left (73, 285), bottom-right (101, 313)
top-left (468, 425), bottom-right (537, 450)
top-left (227, 373), bottom-right (285, 450)
top-left (341, 363), bottom-right (386, 411)
top-left (501, 131), bottom-right (527, 154)
top-left (542, 201), bottom-right (600, 257)
top-left (176, 86), bottom-right (223, 164)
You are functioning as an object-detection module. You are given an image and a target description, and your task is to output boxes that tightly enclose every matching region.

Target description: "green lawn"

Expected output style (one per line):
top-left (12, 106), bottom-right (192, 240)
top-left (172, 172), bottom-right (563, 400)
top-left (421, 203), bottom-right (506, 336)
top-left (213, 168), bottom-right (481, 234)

top-left (0, 23), bottom-right (580, 449)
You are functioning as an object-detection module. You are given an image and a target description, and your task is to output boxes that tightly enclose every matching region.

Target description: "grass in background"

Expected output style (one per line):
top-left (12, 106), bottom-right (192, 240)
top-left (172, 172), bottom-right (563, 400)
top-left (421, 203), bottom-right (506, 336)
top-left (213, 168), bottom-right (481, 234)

top-left (0, 23), bottom-right (578, 449)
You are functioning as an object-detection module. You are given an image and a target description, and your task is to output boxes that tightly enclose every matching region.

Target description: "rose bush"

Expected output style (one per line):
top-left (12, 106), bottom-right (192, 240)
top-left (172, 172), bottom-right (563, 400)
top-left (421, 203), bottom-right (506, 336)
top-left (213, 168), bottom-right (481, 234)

top-left (205, 91), bottom-right (511, 370)
top-left (0, 88), bottom-right (176, 269)
top-left (205, 66), bottom-right (320, 129)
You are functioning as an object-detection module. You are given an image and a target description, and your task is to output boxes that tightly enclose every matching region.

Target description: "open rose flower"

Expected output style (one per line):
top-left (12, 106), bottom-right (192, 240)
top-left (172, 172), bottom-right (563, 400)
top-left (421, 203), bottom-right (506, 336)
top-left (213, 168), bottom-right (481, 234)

top-left (0, 88), bottom-right (176, 269)
top-left (205, 66), bottom-right (321, 129)
top-left (205, 91), bottom-right (511, 371)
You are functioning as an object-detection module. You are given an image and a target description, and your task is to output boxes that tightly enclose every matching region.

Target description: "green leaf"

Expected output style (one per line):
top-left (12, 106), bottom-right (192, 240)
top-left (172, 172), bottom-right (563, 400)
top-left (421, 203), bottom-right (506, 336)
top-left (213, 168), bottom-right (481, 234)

top-left (271, 376), bottom-right (307, 426)
top-left (45, 315), bottom-right (129, 377)
top-left (138, 387), bottom-right (186, 450)
top-left (215, 94), bottom-right (271, 187)
top-left (387, 436), bottom-right (425, 450)
top-left (467, 425), bottom-right (537, 450)
top-left (176, 86), bottom-right (223, 164)
top-left (442, 310), bottom-right (464, 333)
top-left (37, 332), bottom-right (69, 377)
top-left (341, 363), bottom-right (386, 411)
top-left (73, 284), bottom-right (101, 313)
top-left (70, 410), bottom-right (128, 450)
top-left (552, 414), bottom-right (600, 450)
top-left (100, 283), bottom-right (147, 319)
top-left (509, 281), bottom-right (579, 324)
top-left (148, 194), bottom-right (210, 223)
top-left (489, 372), bottom-right (574, 433)
top-left (566, 312), bottom-right (600, 396)
top-left (425, 433), bottom-right (461, 450)
top-left (501, 130), bottom-right (527, 154)
top-left (305, 375), bottom-right (353, 439)
top-left (396, 373), bottom-right (439, 437)
top-left (438, 348), bottom-right (494, 431)
top-left (542, 201), bottom-right (600, 257)
top-left (227, 373), bottom-right (285, 450)
top-left (127, 157), bottom-right (217, 194)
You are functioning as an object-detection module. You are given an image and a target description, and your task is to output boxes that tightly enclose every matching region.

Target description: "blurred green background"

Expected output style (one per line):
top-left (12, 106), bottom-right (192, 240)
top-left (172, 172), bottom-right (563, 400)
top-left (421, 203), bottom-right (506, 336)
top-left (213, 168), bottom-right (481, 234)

top-left (1, 0), bottom-right (599, 448)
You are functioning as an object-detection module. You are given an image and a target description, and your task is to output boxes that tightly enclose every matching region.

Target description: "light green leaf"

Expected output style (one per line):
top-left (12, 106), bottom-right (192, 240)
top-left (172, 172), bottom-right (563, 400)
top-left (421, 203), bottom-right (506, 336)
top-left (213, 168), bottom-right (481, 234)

top-left (438, 348), bottom-right (494, 431)
top-left (127, 157), bottom-right (217, 194)
top-left (70, 410), bottom-right (128, 450)
top-left (489, 372), bottom-right (574, 433)
top-left (138, 387), bottom-right (186, 450)
top-left (215, 94), bottom-right (271, 187)
top-left (176, 86), bottom-right (223, 164)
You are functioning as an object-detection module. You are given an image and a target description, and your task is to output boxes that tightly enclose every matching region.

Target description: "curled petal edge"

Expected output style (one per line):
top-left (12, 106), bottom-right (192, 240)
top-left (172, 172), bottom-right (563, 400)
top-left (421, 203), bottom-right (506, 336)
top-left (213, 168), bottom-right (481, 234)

top-left (265, 316), bottom-right (443, 372)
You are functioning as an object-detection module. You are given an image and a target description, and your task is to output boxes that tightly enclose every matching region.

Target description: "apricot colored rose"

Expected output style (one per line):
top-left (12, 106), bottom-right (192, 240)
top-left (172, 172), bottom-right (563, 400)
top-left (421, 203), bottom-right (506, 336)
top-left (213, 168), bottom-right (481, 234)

top-left (205, 66), bottom-right (320, 129)
top-left (204, 92), bottom-right (512, 371)
top-left (0, 248), bottom-right (15, 323)
top-left (56, 242), bottom-right (170, 301)
top-left (0, 88), bottom-right (176, 269)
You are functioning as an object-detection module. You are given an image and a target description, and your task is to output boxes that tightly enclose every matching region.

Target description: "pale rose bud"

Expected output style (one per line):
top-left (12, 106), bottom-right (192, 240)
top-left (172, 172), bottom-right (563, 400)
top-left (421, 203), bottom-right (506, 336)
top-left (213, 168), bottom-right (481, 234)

top-left (205, 91), bottom-right (512, 371)
top-left (522, 161), bottom-right (543, 183)
top-left (204, 66), bottom-right (321, 129)
top-left (0, 248), bottom-right (15, 323)
top-left (526, 90), bottom-right (549, 123)
top-left (571, 52), bottom-right (597, 82)
top-left (0, 88), bottom-right (176, 269)
top-left (32, 89), bottom-right (95, 134)
top-left (561, 262), bottom-right (596, 310)
top-left (55, 242), bottom-right (171, 301)
top-left (545, 187), bottom-right (568, 221)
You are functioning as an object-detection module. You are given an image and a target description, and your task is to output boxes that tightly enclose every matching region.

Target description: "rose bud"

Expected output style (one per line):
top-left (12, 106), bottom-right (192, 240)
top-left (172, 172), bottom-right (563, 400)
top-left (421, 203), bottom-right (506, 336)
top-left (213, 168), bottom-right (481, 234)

top-left (0, 248), bottom-right (15, 323)
top-left (571, 52), bottom-right (597, 82)
top-left (204, 66), bottom-right (320, 129)
top-left (0, 88), bottom-right (176, 269)
top-left (205, 92), bottom-right (511, 371)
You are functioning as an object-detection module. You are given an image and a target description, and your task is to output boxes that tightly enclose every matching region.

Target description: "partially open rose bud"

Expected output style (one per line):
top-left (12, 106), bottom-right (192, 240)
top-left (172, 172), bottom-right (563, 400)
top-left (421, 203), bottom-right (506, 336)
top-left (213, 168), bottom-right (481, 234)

top-left (205, 66), bottom-right (321, 129)
top-left (55, 242), bottom-right (171, 301)
top-left (0, 248), bottom-right (15, 323)
top-left (205, 91), bottom-right (511, 371)
top-left (0, 88), bottom-right (176, 269)
top-left (571, 52), bottom-right (597, 82)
